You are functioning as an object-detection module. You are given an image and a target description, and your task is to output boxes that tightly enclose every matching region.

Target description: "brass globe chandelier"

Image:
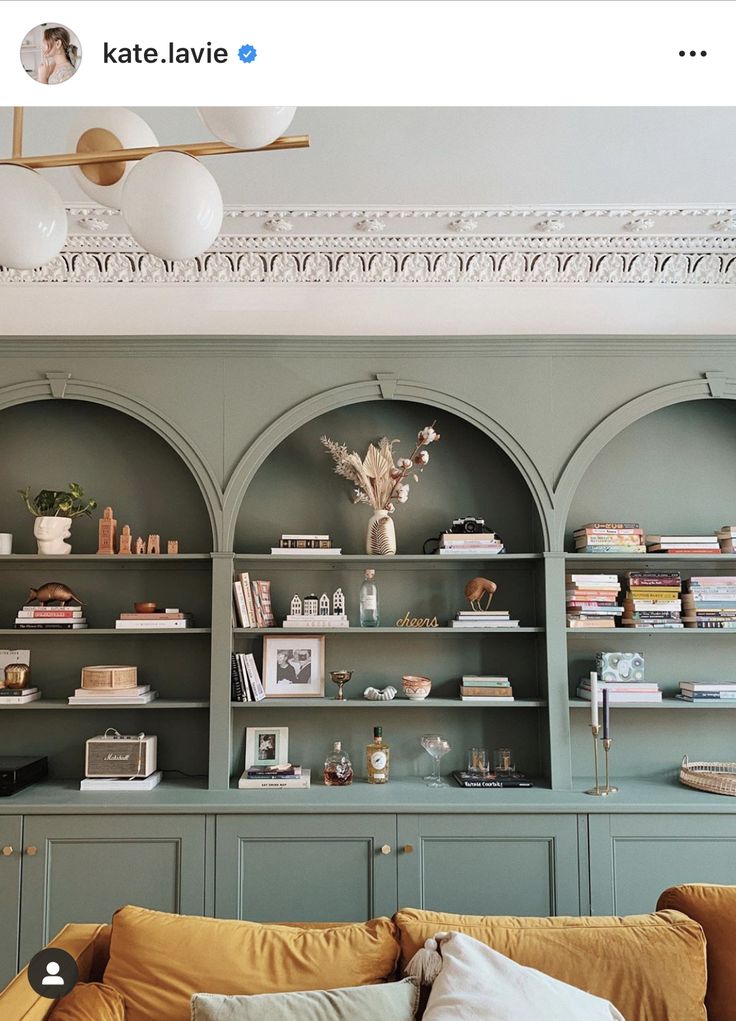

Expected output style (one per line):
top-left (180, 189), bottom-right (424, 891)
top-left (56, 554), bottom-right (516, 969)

top-left (0, 107), bottom-right (309, 268)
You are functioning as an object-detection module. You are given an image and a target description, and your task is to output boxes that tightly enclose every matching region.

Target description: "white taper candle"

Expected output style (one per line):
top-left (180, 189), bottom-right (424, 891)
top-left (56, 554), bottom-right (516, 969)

top-left (589, 671), bottom-right (599, 729)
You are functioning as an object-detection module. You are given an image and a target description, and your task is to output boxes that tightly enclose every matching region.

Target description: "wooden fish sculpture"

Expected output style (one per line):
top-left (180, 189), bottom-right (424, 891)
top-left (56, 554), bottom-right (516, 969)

top-left (27, 582), bottom-right (84, 606)
top-left (464, 576), bottom-right (497, 611)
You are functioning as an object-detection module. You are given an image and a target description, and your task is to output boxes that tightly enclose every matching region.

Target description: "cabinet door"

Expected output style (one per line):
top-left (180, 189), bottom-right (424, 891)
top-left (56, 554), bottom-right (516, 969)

top-left (397, 814), bottom-right (581, 916)
top-left (589, 814), bottom-right (736, 916)
top-left (19, 814), bottom-right (206, 966)
top-left (0, 816), bottom-right (22, 989)
top-left (216, 814), bottom-right (397, 922)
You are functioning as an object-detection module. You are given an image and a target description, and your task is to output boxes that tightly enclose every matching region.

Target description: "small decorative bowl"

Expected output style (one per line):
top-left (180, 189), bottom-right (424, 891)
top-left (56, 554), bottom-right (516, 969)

top-left (134, 602), bottom-right (157, 614)
top-left (402, 674), bottom-right (432, 700)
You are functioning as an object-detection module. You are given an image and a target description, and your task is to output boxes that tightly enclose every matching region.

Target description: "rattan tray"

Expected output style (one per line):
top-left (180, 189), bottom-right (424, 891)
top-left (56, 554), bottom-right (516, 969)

top-left (680, 756), bottom-right (736, 796)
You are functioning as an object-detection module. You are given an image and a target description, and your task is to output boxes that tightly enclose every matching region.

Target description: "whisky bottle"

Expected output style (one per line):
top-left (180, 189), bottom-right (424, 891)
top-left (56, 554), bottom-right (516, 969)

top-left (323, 741), bottom-right (354, 786)
top-left (366, 725), bottom-right (390, 784)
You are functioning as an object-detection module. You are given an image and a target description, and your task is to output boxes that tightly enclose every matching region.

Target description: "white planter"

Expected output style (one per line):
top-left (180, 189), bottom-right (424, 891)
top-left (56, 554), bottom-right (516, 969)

top-left (366, 509), bottom-right (397, 556)
top-left (34, 516), bottom-right (72, 555)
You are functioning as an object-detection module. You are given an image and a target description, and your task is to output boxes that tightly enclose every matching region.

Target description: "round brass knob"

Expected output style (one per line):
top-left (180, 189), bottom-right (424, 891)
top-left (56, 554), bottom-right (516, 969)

top-left (402, 844), bottom-right (414, 854)
top-left (25, 846), bottom-right (38, 857)
top-left (380, 844), bottom-right (392, 855)
top-left (1, 846), bottom-right (13, 857)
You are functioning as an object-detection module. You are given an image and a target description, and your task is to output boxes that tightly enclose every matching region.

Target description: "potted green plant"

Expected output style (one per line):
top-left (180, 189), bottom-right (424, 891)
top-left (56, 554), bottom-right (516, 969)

top-left (18, 483), bottom-right (97, 555)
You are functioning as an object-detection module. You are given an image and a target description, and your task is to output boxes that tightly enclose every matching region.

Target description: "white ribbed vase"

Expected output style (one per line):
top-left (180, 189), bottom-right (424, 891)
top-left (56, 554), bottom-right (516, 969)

top-left (366, 510), bottom-right (397, 556)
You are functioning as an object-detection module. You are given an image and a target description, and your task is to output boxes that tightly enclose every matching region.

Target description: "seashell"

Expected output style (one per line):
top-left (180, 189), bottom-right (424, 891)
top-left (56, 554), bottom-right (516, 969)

top-left (363, 685), bottom-right (397, 701)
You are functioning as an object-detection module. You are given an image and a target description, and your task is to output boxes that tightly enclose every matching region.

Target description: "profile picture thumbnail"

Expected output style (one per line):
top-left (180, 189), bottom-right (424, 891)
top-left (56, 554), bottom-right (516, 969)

top-left (21, 23), bottom-right (81, 85)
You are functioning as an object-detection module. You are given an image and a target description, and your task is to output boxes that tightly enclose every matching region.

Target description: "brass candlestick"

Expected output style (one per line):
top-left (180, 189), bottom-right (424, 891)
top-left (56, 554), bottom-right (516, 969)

top-left (584, 726), bottom-right (618, 796)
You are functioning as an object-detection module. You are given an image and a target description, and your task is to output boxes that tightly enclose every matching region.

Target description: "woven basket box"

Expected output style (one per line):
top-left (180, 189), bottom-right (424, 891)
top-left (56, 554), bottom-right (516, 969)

top-left (81, 665), bottom-right (138, 689)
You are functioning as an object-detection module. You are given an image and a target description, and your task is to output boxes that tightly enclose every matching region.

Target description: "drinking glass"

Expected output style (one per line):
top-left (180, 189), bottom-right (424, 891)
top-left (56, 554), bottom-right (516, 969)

top-left (420, 734), bottom-right (440, 780)
top-left (421, 734), bottom-right (451, 787)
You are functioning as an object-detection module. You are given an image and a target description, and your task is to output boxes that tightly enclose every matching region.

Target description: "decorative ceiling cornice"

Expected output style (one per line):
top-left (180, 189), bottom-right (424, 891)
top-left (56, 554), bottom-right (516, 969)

top-left (2, 204), bottom-right (736, 286)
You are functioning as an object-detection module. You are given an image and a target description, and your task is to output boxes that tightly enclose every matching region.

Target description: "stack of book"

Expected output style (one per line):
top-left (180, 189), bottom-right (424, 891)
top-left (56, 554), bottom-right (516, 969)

top-left (233, 572), bottom-right (275, 628)
top-left (678, 681), bottom-right (736, 702)
top-left (230, 652), bottom-right (266, 702)
top-left (0, 686), bottom-right (40, 705)
top-left (645, 534), bottom-right (721, 554)
top-left (15, 605), bottom-right (87, 629)
top-left (716, 526), bottom-right (736, 552)
top-left (573, 522), bottom-right (645, 553)
top-left (681, 576), bottom-right (736, 629)
top-left (68, 685), bottom-right (158, 705)
top-left (438, 532), bottom-right (504, 556)
top-left (459, 676), bottom-right (514, 702)
top-left (115, 609), bottom-right (192, 630)
top-left (565, 574), bottom-right (621, 628)
top-left (449, 610), bottom-right (519, 629)
top-left (576, 678), bottom-right (662, 703)
top-left (621, 571), bottom-right (683, 628)
top-left (238, 764), bottom-right (311, 789)
top-left (271, 534), bottom-right (340, 555)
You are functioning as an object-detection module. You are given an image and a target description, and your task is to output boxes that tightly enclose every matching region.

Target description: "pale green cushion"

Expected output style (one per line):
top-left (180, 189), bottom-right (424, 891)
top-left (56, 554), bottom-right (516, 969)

top-left (191, 978), bottom-right (418, 1021)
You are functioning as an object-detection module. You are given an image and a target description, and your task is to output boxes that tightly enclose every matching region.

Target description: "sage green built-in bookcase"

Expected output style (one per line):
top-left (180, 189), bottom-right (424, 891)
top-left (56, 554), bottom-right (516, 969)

top-left (1, 368), bottom-right (736, 801)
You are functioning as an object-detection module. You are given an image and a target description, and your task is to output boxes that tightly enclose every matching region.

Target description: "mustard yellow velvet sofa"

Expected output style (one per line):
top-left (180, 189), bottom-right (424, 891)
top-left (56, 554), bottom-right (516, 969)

top-left (2, 885), bottom-right (734, 1021)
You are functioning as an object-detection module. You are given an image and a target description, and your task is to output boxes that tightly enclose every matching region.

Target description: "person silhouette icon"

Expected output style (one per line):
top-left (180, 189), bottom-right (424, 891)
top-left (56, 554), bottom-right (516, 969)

top-left (41, 961), bottom-right (64, 986)
top-left (28, 946), bottom-right (78, 997)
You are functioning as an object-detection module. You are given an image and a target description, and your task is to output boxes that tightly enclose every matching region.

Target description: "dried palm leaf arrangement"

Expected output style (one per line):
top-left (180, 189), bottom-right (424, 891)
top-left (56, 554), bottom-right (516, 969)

top-left (321, 424), bottom-right (440, 555)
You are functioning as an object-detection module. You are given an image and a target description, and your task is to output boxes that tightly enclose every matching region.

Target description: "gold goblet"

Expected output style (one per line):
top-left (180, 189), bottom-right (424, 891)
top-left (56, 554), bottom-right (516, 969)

top-left (330, 669), bottom-right (353, 701)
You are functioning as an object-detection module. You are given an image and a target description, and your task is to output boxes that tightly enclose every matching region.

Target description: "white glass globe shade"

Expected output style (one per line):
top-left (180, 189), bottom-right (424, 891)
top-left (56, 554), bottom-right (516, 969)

top-left (0, 166), bottom-right (67, 270)
top-left (197, 107), bottom-right (296, 149)
top-left (121, 152), bottom-right (223, 261)
top-left (66, 108), bottom-right (159, 207)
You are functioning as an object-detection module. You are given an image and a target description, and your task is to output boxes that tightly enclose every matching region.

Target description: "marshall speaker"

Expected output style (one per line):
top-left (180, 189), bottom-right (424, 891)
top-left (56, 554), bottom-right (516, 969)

top-left (85, 728), bottom-right (157, 778)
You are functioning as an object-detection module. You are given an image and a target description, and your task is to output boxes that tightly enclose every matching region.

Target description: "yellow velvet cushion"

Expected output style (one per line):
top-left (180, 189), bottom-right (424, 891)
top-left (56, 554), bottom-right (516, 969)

top-left (658, 884), bottom-right (736, 1021)
top-left (50, 982), bottom-right (125, 1020)
top-left (103, 906), bottom-right (400, 1021)
top-left (395, 907), bottom-right (707, 1021)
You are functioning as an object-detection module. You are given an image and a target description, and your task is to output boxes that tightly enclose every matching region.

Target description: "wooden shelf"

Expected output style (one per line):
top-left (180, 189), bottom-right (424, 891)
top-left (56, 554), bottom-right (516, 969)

top-left (0, 628), bottom-right (212, 636)
top-left (235, 553), bottom-right (542, 567)
top-left (564, 553), bottom-right (736, 565)
top-left (0, 554), bottom-right (211, 564)
top-left (234, 627), bottom-right (543, 635)
top-left (232, 698), bottom-right (547, 709)
top-left (569, 698), bottom-right (736, 709)
top-left (0, 699), bottom-right (209, 710)
top-left (566, 628), bottom-right (735, 637)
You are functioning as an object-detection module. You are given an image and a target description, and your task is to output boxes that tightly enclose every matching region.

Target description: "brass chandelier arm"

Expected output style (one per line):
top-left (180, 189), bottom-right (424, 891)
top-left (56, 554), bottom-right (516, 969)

top-left (12, 107), bottom-right (23, 158)
top-left (2, 135), bottom-right (310, 170)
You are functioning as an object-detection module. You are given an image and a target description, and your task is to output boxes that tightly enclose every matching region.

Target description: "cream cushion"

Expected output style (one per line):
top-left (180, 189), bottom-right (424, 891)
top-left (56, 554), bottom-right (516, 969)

top-left (421, 931), bottom-right (626, 1021)
top-left (191, 978), bottom-right (419, 1020)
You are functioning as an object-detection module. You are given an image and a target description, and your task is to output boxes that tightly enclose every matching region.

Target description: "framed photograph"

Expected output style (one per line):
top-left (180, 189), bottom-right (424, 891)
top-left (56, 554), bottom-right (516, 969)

top-left (244, 726), bottom-right (289, 768)
top-left (262, 635), bottom-right (326, 698)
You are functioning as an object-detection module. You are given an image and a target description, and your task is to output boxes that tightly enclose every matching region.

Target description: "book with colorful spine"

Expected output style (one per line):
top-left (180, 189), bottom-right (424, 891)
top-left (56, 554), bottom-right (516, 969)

top-left (621, 571), bottom-right (683, 628)
top-left (573, 522), bottom-right (645, 553)
top-left (565, 573), bottom-right (621, 628)
top-left (682, 577), bottom-right (736, 628)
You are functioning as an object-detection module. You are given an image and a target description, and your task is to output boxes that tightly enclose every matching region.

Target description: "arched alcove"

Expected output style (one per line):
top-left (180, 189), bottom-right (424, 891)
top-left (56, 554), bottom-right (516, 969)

top-left (0, 399), bottom-right (213, 553)
top-left (565, 399), bottom-right (736, 546)
top-left (234, 400), bottom-right (545, 554)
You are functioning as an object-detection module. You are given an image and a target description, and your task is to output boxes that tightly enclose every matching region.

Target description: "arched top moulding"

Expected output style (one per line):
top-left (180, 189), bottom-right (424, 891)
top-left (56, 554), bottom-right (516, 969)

top-left (554, 372), bottom-right (736, 549)
top-left (223, 376), bottom-right (554, 552)
top-left (0, 375), bottom-right (222, 550)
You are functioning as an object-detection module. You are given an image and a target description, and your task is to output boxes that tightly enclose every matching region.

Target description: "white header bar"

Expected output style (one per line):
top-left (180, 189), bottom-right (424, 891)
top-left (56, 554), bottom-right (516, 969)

top-left (1, 0), bottom-right (734, 106)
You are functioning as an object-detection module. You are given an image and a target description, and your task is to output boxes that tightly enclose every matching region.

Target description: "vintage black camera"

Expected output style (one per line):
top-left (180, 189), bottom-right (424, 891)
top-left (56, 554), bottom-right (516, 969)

top-left (451, 516), bottom-right (486, 534)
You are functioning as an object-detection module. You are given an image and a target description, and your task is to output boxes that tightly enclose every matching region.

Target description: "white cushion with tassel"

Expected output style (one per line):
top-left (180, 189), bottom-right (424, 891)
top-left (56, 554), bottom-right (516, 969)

top-left (408, 931), bottom-right (626, 1021)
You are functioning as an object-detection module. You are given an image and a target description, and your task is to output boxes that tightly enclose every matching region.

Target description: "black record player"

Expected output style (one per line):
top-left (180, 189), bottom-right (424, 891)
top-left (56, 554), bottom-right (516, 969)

top-left (0, 756), bottom-right (48, 796)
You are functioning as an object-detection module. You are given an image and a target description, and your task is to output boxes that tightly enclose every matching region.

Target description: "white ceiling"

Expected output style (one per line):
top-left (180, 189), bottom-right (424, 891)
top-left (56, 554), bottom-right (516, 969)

top-left (1, 106), bottom-right (735, 206)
